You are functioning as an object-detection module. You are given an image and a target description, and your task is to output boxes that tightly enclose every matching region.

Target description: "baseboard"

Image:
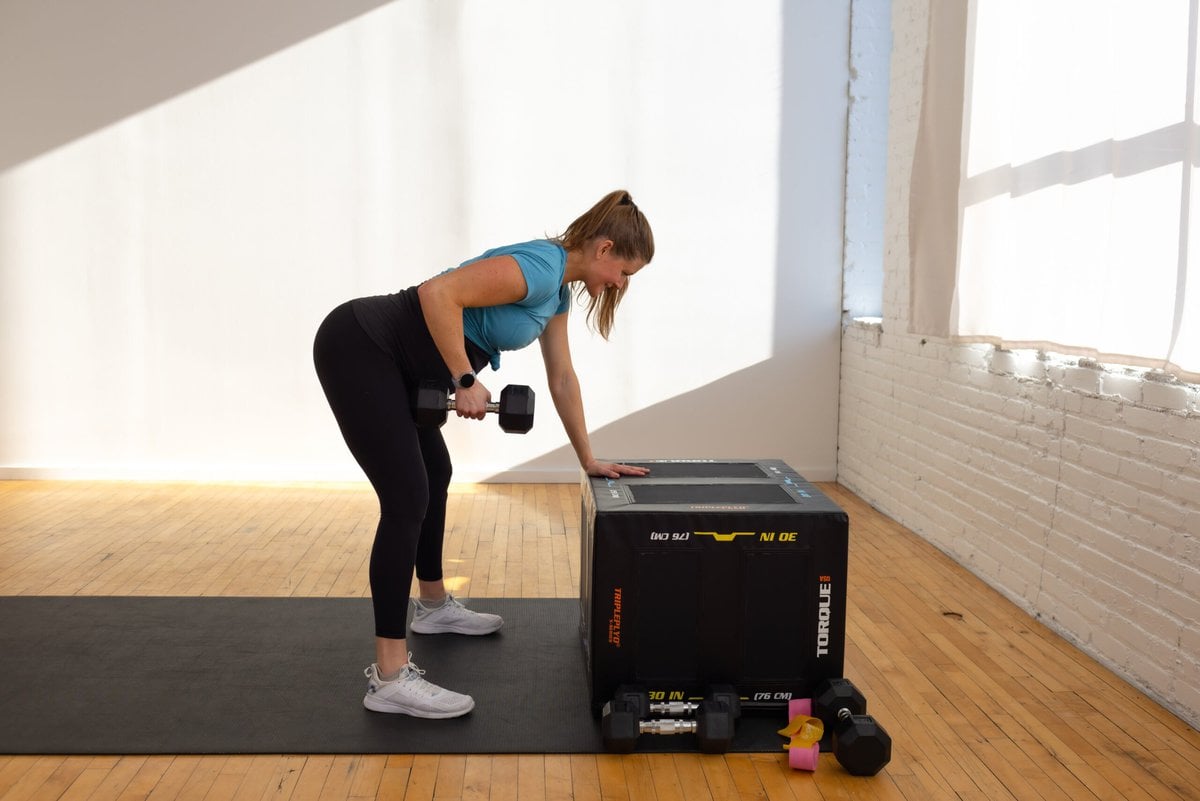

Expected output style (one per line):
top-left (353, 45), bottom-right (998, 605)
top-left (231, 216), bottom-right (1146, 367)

top-left (0, 464), bottom-right (581, 484)
top-left (0, 464), bottom-right (833, 484)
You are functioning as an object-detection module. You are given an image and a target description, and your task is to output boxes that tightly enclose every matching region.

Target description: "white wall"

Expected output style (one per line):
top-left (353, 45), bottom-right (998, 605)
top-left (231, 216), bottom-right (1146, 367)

top-left (0, 0), bottom-right (852, 483)
top-left (838, 0), bottom-right (1200, 728)
top-left (843, 0), bottom-right (891, 320)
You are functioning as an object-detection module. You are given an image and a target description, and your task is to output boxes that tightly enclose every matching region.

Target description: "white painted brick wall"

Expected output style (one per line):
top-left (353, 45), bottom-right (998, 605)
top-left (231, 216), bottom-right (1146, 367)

top-left (837, 0), bottom-right (1200, 727)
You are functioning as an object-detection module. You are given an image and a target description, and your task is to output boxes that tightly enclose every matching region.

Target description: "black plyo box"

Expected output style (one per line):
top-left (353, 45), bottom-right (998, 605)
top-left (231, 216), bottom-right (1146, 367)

top-left (580, 459), bottom-right (849, 713)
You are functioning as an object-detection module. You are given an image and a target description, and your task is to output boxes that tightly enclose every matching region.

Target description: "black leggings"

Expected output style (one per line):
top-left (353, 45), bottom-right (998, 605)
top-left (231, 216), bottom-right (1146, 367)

top-left (312, 301), bottom-right (451, 639)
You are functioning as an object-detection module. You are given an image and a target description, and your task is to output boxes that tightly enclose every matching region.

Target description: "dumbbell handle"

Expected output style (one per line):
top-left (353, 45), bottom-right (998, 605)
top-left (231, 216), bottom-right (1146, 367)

top-left (445, 399), bottom-right (501, 414)
top-left (639, 718), bottom-right (699, 736)
top-left (649, 701), bottom-right (701, 717)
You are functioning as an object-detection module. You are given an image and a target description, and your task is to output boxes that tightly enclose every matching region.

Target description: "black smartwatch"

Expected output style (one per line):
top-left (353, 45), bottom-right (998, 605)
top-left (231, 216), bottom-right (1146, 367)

top-left (453, 371), bottom-right (476, 389)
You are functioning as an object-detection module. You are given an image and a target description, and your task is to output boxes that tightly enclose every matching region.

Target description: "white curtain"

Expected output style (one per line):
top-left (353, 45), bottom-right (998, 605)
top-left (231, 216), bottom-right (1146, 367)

top-left (912, 0), bottom-right (1200, 382)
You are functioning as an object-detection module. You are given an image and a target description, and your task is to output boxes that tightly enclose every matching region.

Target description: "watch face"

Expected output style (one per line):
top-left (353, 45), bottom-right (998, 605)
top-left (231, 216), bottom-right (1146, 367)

top-left (458, 372), bottom-right (475, 388)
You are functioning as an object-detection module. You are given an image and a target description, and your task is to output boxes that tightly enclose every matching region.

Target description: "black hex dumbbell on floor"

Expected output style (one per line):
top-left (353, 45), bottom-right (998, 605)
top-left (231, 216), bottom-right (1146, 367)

top-left (413, 380), bottom-right (535, 433)
top-left (811, 678), bottom-right (892, 776)
top-left (601, 685), bottom-right (739, 754)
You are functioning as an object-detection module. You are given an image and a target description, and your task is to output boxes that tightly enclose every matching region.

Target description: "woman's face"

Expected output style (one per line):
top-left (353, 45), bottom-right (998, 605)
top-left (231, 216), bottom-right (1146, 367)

top-left (585, 245), bottom-right (646, 298)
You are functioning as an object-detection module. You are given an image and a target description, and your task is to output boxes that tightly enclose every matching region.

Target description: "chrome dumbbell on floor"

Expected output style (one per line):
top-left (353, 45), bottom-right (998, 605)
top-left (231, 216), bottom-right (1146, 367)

top-left (600, 685), bottom-right (741, 754)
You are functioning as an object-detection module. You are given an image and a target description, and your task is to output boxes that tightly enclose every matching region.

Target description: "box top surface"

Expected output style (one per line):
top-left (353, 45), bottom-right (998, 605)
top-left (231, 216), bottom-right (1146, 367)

top-left (584, 459), bottom-right (845, 515)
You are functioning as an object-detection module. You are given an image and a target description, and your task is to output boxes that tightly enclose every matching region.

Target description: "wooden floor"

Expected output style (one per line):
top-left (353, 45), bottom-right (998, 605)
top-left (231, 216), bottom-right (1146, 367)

top-left (0, 480), bottom-right (1197, 801)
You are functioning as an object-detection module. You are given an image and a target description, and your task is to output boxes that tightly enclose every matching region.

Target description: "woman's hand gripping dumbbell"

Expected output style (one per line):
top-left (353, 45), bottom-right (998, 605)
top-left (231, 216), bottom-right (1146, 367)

top-left (413, 380), bottom-right (535, 433)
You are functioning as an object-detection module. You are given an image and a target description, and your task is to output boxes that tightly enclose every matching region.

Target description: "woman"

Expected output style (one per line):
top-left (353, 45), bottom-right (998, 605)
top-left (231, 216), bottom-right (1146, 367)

top-left (313, 190), bottom-right (654, 718)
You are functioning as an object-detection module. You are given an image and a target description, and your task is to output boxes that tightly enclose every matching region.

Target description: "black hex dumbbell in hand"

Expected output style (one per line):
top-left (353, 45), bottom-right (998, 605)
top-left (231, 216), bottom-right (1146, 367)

top-left (414, 380), bottom-right (535, 433)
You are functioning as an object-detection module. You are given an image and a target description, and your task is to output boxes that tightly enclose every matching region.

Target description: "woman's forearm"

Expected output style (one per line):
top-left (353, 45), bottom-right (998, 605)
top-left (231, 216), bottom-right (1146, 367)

top-left (548, 370), bottom-right (596, 469)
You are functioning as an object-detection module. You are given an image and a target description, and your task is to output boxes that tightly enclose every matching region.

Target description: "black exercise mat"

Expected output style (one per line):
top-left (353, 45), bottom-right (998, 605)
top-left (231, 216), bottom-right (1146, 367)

top-left (0, 596), bottom-right (785, 755)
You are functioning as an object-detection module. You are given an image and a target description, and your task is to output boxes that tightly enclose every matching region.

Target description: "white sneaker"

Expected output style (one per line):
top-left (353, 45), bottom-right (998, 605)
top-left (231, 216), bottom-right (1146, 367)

top-left (362, 659), bottom-right (475, 718)
top-left (410, 594), bottom-right (503, 636)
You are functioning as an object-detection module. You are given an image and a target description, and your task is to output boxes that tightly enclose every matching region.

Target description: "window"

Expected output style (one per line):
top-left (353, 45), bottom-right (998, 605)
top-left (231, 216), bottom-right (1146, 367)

top-left (910, 0), bottom-right (1200, 382)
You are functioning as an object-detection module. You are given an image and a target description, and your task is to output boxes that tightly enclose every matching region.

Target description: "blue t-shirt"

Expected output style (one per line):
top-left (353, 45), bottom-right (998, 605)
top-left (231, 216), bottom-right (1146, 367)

top-left (444, 240), bottom-right (572, 370)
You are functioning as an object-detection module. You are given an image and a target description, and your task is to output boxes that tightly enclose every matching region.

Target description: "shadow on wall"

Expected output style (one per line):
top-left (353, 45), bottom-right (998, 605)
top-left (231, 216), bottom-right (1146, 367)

top-left (489, 353), bottom-right (838, 483)
top-left (0, 0), bottom-right (395, 172)
top-left (489, 0), bottom-right (850, 483)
